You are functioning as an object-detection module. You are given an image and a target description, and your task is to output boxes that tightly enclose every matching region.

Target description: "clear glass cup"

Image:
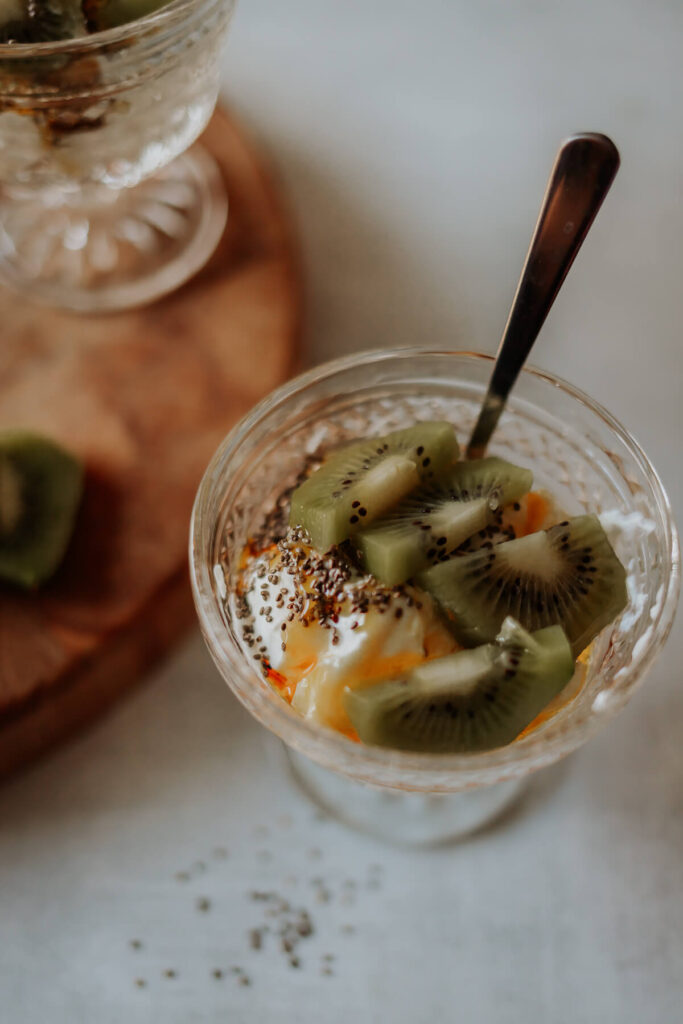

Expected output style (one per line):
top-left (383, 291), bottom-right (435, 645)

top-left (189, 349), bottom-right (680, 844)
top-left (0, 0), bottom-right (236, 312)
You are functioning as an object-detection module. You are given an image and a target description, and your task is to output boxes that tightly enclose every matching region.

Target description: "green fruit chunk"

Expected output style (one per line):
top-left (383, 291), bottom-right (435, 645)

top-left (344, 617), bottom-right (575, 753)
top-left (0, 431), bottom-right (84, 589)
top-left (419, 514), bottom-right (627, 656)
top-left (289, 422), bottom-right (459, 552)
top-left (355, 456), bottom-right (532, 585)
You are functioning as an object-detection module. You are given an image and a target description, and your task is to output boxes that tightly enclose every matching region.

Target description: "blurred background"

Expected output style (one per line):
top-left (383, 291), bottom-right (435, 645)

top-left (1, 1), bottom-right (681, 1021)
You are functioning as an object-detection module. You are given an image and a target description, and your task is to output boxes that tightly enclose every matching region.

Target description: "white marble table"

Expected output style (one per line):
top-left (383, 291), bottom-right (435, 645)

top-left (1, 1), bottom-right (682, 1021)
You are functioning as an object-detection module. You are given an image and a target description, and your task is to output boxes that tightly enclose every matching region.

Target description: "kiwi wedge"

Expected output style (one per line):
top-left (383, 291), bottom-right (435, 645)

top-left (0, 432), bottom-right (84, 589)
top-left (289, 422), bottom-right (458, 552)
top-left (354, 456), bottom-right (532, 585)
top-left (419, 514), bottom-right (627, 656)
top-left (344, 617), bottom-right (574, 753)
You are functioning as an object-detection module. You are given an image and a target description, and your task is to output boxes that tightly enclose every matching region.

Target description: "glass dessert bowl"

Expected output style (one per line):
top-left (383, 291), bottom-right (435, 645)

top-left (190, 349), bottom-right (679, 844)
top-left (0, 0), bottom-right (236, 312)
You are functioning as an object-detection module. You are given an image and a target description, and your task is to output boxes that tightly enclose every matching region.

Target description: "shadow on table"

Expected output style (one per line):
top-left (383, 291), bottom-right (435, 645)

top-left (0, 631), bottom-right (261, 833)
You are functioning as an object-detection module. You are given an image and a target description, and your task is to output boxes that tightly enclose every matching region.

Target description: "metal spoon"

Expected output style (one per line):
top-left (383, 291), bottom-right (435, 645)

top-left (466, 133), bottom-right (620, 459)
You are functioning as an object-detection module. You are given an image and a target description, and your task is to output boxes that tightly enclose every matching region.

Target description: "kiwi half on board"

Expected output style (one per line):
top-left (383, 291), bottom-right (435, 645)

top-left (289, 422), bottom-right (458, 552)
top-left (344, 617), bottom-right (575, 753)
top-left (354, 456), bottom-right (532, 586)
top-left (419, 514), bottom-right (627, 657)
top-left (0, 431), bottom-right (84, 589)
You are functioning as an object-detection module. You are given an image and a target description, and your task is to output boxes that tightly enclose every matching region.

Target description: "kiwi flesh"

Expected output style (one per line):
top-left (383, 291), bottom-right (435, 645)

top-left (355, 456), bottom-right (532, 585)
top-left (0, 431), bottom-right (84, 589)
top-left (289, 422), bottom-right (459, 552)
top-left (344, 617), bottom-right (575, 753)
top-left (419, 514), bottom-right (627, 657)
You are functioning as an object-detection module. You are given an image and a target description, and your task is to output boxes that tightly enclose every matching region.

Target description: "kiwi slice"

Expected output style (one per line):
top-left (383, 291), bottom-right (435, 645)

top-left (0, 432), bottom-right (84, 589)
top-left (354, 457), bottom-right (532, 585)
top-left (289, 422), bottom-right (458, 552)
top-left (419, 514), bottom-right (627, 656)
top-left (344, 617), bottom-right (574, 753)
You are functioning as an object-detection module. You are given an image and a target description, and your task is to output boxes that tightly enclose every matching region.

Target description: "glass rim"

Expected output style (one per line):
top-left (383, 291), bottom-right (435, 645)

top-left (189, 348), bottom-right (680, 787)
top-left (0, 0), bottom-right (232, 58)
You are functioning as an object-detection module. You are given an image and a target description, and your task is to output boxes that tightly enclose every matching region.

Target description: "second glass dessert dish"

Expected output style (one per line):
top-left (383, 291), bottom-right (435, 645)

top-left (0, 0), bottom-right (236, 311)
top-left (190, 350), bottom-right (679, 844)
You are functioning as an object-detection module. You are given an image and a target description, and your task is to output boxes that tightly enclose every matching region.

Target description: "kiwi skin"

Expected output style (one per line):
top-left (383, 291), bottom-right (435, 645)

top-left (289, 421), bottom-right (459, 552)
top-left (418, 514), bottom-right (628, 657)
top-left (355, 456), bottom-right (533, 585)
top-left (0, 431), bottom-right (84, 590)
top-left (344, 618), bottom-right (575, 753)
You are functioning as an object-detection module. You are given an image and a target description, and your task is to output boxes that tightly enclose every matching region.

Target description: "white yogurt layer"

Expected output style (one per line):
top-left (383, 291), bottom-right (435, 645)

top-left (236, 529), bottom-right (457, 734)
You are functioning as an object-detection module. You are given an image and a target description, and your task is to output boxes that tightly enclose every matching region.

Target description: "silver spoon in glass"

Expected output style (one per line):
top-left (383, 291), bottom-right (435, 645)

top-left (466, 133), bottom-right (620, 460)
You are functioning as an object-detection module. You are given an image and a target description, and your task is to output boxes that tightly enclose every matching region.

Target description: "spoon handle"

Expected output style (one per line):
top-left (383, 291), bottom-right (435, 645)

top-left (466, 133), bottom-right (620, 459)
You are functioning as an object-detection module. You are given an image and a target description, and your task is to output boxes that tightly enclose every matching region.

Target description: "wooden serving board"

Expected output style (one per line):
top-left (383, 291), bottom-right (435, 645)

top-left (0, 107), bottom-right (302, 779)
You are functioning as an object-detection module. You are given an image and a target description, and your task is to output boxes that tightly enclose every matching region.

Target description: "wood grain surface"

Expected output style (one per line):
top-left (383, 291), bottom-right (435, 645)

top-left (0, 106), bottom-right (302, 779)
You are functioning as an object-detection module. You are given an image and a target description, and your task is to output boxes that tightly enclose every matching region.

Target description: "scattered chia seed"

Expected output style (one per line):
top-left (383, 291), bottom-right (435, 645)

top-left (297, 913), bottom-right (313, 937)
top-left (127, 800), bottom-right (388, 989)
